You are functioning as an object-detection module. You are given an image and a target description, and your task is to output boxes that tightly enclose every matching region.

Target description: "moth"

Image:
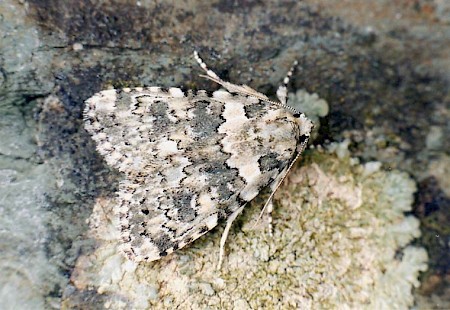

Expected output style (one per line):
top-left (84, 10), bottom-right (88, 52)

top-left (83, 51), bottom-right (313, 268)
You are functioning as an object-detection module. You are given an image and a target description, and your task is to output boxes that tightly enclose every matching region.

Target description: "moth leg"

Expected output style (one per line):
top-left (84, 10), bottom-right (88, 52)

top-left (253, 149), bottom-right (305, 233)
top-left (217, 204), bottom-right (246, 270)
top-left (276, 60), bottom-right (298, 105)
top-left (252, 171), bottom-right (282, 235)
top-left (266, 197), bottom-right (274, 237)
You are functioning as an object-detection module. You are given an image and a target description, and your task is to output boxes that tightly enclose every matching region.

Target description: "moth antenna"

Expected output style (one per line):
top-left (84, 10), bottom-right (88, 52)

top-left (276, 60), bottom-right (298, 105)
top-left (198, 74), bottom-right (223, 85)
top-left (194, 51), bottom-right (223, 82)
top-left (194, 51), bottom-right (301, 116)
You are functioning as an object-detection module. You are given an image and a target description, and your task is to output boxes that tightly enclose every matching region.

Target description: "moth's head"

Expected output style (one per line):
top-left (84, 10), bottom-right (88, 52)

top-left (292, 112), bottom-right (313, 136)
top-left (271, 99), bottom-right (313, 143)
top-left (261, 106), bottom-right (313, 157)
top-left (291, 112), bottom-right (313, 152)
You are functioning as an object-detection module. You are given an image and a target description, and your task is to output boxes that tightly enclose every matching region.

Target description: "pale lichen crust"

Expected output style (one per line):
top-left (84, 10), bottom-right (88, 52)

top-left (68, 145), bottom-right (427, 309)
top-left (83, 53), bottom-right (313, 263)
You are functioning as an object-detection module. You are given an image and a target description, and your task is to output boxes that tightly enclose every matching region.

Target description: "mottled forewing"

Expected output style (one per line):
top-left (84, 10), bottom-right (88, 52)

top-left (84, 87), bottom-right (299, 261)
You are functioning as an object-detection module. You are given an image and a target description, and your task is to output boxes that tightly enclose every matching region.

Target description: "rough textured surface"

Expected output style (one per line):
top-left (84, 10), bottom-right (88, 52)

top-left (64, 145), bottom-right (427, 309)
top-left (0, 162), bottom-right (65, 309)
top-left (0, 0), bottom-right (448, 308)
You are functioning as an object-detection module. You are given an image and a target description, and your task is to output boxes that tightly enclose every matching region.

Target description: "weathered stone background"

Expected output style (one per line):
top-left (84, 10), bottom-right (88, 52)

top-left (0, 0), bottom-right (448, 309)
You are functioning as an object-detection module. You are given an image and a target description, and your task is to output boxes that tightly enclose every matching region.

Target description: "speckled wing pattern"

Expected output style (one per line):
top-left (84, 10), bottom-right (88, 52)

top-left (84, 60), bottom-right (312, 263)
